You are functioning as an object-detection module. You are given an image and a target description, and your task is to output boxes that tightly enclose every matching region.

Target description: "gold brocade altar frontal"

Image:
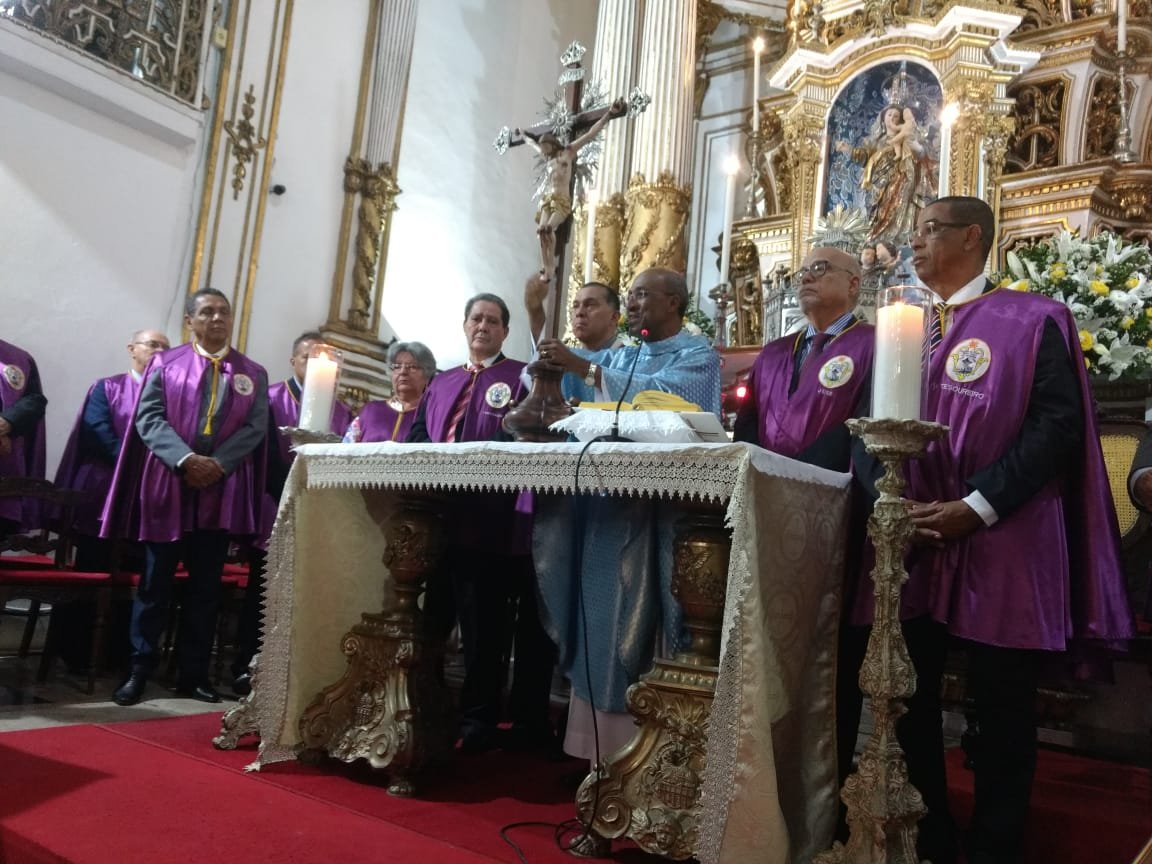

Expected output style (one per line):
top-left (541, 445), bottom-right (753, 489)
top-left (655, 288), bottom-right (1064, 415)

top-left (240, 441), bottom-right (850, 864)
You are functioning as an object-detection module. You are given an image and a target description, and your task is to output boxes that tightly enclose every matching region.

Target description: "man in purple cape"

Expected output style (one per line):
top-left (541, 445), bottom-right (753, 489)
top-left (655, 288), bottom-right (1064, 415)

top-left (229, 330), bottom-right (351, 695)
top-left (104, 289), bottom-right (268, 706)
top-left (733, 245), bottom-right (875, 832)
top-left (52, 328), bottom-right (170, 668)
top-left (852, 197), bottom-right (1132, 864)
top-left (408, 293), bottom-right (555, 754)
top-left (0, 338), bottom-right (47, 533)
top-left (734, 245), bottom-right (874, 470)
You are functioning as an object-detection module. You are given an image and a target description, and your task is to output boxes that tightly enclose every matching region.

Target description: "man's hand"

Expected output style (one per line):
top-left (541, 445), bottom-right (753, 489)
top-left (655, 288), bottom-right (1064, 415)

top-left (0, 435), bottom-right (11, 458)
top-left (0, 418), bottom-right (11, 437)
top-left (183, 454), bottom-right (226, 489)
top-left (536, 338), bottom-right (583, 375)
top-left (524, 271), bottom-right (549, 311)
top-left (1135, 471), bottom-right (1152, 511)
top-left (907, 499), bottom-right (984, 545)
top-left (609, 97), bottom-right (628, 118)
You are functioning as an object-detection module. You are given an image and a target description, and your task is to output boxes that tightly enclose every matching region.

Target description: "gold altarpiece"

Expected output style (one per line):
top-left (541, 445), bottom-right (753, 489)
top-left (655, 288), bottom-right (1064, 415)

top-left (714, 0), bottom-right (1150, 350)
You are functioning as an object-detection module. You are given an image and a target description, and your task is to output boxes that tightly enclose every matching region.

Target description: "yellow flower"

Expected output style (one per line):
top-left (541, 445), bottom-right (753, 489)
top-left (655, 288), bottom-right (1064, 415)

top-left (1122, 317), bottom-right (1135, 330)
top-left (1146, 308), bottom-right (1152, 319)
top-left (998, 277), bottom-right (1012, 288)
top-left (1080, 330), bottom-right (1095, 351)
top-left (1146, 337), bottom-right (1152, 348)
top-left (1085, 357), bottom-right (1091, 370)
top-left (1128, 276), bottom-right (1141, 289)
top-left (1008, 279), bottom-right (1030, 292)
top-left (1089, 280), bottom-right (1110, 296)
top-left (1050, 265), bottom-right (1066, 280)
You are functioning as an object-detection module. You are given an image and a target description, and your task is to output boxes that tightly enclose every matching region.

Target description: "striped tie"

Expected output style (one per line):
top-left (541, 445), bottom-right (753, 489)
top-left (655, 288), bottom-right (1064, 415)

top-left (800, 331), bottom-right (832, 374)
top-left (444, 364), bottom-right (482, 442)
top-left (929, 302), bottom-right (948, 354)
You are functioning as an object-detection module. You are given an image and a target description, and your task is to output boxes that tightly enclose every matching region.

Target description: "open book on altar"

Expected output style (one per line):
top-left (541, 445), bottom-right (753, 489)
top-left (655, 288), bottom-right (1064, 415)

top-left (548, 409), bottom-right (730, 444)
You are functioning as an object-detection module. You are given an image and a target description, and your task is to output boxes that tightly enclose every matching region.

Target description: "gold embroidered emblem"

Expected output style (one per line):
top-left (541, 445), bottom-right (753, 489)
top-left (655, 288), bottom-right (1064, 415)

top-left (818, 355), bottom-right (855, 389)
top-left (233, 373), bottom-right (255, 396)
top-left (3, 364), bottom-right (26, 391)
top-left (485, 381), bottom-right (512, 409)
top-left (946, 338), bottom-right (991, 383)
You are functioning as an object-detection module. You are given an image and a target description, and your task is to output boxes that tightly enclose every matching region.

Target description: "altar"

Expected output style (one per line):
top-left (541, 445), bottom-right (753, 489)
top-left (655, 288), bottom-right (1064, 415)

top-left (227, 440), bottom-right (851, 864)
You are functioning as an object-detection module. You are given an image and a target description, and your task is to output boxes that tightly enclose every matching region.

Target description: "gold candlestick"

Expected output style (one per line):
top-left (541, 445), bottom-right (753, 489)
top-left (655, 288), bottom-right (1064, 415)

top-left (816, 417), bottom-right (947, 864)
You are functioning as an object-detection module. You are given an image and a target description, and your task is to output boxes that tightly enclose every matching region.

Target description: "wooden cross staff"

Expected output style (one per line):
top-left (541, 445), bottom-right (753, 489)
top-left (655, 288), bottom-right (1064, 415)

top-left (495, 41), bottom-right (648, 337)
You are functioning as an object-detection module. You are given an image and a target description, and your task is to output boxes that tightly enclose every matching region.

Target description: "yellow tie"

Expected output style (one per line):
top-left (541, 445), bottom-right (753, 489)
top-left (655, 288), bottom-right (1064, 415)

top-left (203, 355), bottom-right (222, 435)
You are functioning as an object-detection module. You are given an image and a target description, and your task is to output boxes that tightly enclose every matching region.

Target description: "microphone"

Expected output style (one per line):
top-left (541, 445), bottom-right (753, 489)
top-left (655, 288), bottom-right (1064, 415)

top-left (607, 324), bottom-right (648, 442)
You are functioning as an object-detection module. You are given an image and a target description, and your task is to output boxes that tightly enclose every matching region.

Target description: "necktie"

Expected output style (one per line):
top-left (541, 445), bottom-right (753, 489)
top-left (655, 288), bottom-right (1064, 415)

top-left (929, 303), bottom-right (948, 353)
top-left (801, 331), bottom-right (832, 373)
top-left (444, 364), bottom-right (482, 442)
top-left (202, 356), bottom-right (223, 435)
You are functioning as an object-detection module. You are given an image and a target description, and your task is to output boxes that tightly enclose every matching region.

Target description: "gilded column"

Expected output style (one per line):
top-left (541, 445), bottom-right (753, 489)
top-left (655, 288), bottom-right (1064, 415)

top-left (325, 0), bottom-right (419, 405)
top-left (620, 0), bottom-right (696, 291)
top-left (581, 0), bottom-right (639, 295)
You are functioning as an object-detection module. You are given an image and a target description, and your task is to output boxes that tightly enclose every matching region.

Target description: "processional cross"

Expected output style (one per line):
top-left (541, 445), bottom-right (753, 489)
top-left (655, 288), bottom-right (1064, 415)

top-left (494, 41), bottom-right (650, 333)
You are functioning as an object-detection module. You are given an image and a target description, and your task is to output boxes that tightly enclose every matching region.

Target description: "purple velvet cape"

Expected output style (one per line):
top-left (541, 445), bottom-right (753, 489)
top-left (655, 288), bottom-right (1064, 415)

top-left (416, 358), bottom-right (528, 552)
top-left (746, 321), bottom-right (874, 458)
top-left (353, 400), bottom-right (416, 443)
top-left (852, 289), bottom-right (1132, 650)
top-left (54, 373), bottom-right (140, 535)
top-left (0, 340), bottom-right (46, 526)
top-left (101, 343), bottom-right (267, 543)
top-left (417, 359), bottom-right (526, 443)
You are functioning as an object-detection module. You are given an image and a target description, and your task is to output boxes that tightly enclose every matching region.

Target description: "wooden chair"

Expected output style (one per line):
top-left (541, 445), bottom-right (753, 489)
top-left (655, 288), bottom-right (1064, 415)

top-left (0, 477), bottom-right (128, 693)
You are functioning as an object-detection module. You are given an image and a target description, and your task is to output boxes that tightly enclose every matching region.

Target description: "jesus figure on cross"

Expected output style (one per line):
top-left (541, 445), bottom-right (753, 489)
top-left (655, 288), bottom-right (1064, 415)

top-left (519, 97), bottom-right (627, 282)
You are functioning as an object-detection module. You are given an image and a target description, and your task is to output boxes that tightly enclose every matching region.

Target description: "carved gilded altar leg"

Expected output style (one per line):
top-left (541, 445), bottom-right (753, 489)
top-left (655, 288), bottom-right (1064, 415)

top-left (214, 656), bottom-right (262, 750)
top-left (298, 493), bottom-right (454, 797)
top-left (575, 505), bottom-right (729, 860)
top-left (816, 418), bottom-right (947, 864)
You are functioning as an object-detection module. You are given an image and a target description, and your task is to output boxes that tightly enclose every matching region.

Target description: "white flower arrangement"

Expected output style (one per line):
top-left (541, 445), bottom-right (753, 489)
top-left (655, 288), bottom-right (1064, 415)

top-left (996, 230), bottom-right (1152, 381)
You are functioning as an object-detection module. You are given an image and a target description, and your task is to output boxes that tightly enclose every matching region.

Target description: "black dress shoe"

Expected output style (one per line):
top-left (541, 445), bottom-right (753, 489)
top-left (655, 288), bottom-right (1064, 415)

top-left (458, 726), bottom-right (498, 756)
top-left (113, 672), bottom-right (148, 706)
top-left (176, 682), bottom-right (222, 703)
top-left (231, 672), bottom-right (252, 697)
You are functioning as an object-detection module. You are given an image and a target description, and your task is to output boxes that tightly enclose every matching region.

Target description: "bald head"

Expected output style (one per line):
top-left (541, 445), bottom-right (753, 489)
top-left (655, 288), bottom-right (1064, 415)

top-left (127, 329), bottom-right (170, 374)
top-left (796, 246), bottom-right (861, 331)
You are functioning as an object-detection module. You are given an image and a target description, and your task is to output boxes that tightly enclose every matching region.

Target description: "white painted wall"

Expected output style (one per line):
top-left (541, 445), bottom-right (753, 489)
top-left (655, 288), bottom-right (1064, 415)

top-left (242, 0), bottom-right (369, 379)
top-left (0, 22), bottom-right (206, 475)
top-left (380, 0), bottom-right (598, 368)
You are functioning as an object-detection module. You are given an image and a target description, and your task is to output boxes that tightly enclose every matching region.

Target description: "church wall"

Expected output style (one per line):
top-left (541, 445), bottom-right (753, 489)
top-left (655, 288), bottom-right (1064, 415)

top-left (379, 0), bottom-right (598, 368)
top-left (0, 33), bottom-right (206, 473)
top-left (240, 1), bottom-right (370, 380)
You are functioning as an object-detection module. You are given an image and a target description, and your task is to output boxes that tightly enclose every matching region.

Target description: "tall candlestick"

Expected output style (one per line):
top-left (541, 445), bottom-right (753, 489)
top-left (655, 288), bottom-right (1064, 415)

top-left (718, 156), bottom-right (739, 286)
top-left (584, 191), bottom-right (598, 281)
top-left (752, 37), bottom-right (764, 133)
top-left (938, 102), bottom-right (958, 196)
top-left (873, 301), bottom-right (925, 420)
top-left (1118, 0), bottom-right (1127, 53)
top-left (299, 347), bottom-right (341, 431)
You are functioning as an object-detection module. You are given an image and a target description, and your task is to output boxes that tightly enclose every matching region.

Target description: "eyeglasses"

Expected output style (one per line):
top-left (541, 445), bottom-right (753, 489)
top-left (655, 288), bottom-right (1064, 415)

top-left (795, 261), bottom-right (853, 279)
top-left (133, 340), bottom-right (169, 350)
top-left (626, 288), bottom-right (669, 302)
top-left (913, 220), bottom-right (972, 238)
top-left (390, 363), bottom-right (423, 372)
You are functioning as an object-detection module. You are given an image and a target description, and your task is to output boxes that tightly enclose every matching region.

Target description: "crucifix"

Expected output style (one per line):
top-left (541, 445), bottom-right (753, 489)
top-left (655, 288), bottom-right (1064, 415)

top-left (494, 41), bottom-right (649, 337)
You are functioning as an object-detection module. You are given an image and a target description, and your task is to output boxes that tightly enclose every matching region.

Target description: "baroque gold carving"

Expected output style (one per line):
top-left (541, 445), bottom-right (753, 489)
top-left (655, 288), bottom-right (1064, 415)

top-left (817, 418), bottom-right (948, 864)
top-left (342, 159), bottom-right (401, 332)
top-left (576, 504), bottom-right (729, 859)
top-left (620, 173), bottom-right (692, 292)
top-left (1004, 79), bottom-right (1066, 174)
top-left (223, 84), bottom-right (268, 201)
top-left (298, 495), bottom-right (453, 797)
top-left (1085, 75), bottom-right (1137, 160)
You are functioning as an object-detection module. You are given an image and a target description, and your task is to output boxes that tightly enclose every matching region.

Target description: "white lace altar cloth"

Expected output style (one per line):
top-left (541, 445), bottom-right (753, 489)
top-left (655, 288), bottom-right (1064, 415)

top-left (247, 441), bottom-right (851, 864)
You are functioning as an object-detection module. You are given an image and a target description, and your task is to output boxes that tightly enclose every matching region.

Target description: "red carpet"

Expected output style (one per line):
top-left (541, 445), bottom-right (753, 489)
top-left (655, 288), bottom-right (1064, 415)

top-left (0, 713), bottom-right (1148, 863)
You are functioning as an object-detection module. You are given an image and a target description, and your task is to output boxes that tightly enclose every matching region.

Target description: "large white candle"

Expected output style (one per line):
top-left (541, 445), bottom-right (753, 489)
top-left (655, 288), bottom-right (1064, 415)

top-left (584, 191), bottom-right (598, 281)
top-left (718, 156), bottom-right (739, 286)
top-left (873, 301), bottom-right (925, 419)
top-left (752, 37), bottom-right (764, 133)
top-left (299, 349), bottom-right (339, 431)
top-left (1119, 0), bottom-right (1128, 53)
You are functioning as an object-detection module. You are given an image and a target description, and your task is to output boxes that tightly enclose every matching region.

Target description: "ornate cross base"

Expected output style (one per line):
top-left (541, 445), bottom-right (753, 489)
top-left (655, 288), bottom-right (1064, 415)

top-left (816, 418), bottom-right (947, 864)
top-left (297, 493), bottom-right (453, 797)
top-left (573, 505), bottom-right (730, 860)
top-left (575, 660), bottom-right (716, 860)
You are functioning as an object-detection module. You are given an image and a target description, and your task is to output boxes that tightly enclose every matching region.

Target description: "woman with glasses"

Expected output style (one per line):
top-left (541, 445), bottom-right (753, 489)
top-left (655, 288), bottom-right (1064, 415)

top-left (344, 341), bottom-right (436, 443)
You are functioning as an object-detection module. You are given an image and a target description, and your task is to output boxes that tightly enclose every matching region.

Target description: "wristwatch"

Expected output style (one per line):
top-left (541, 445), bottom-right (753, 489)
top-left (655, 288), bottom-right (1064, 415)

top-left (584, 362), bottom-right (598, 387)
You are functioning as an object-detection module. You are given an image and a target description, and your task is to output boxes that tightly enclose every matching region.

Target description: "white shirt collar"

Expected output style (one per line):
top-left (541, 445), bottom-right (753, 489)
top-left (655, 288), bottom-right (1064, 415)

top-left (129, 368), bottom-right (144, 383)
top-left (940, 274), bottom-right (987, 306)
top-left (192, 341), bottom-right (230, 360)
